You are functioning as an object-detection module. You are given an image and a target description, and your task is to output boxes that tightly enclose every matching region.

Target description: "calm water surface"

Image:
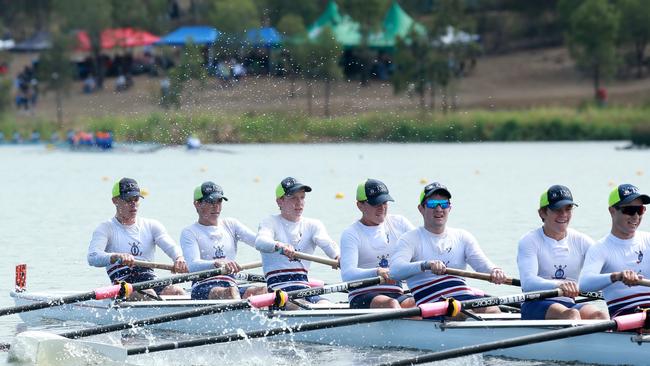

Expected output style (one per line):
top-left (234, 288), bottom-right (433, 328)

top-left (1, 142), bottom-right (648, 365)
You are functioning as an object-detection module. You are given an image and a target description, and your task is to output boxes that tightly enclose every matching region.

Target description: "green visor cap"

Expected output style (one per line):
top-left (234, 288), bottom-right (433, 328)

top-left (539, 185), bottom-right (577, 210)
top-left (276, 177), bottom-right (312, 198)
top-left (356, 178), bottom-right (394, 206)
top-left (194, 181), bottom-right (228, 202)
top-left (419, 182), bottom-right (451, 204)
top-left (608, 183), bottom-right (650, 207)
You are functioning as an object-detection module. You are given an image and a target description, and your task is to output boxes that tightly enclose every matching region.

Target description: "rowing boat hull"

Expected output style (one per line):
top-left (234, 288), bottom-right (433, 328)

top-left (10, 291), bottom-right (646, 365)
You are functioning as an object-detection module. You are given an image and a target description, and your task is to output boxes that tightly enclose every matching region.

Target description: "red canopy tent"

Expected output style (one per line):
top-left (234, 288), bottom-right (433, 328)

top-left (76, 28), bottom-right (160, 51)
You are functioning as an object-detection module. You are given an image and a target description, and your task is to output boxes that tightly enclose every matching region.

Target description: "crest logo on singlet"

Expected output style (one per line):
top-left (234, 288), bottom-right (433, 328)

top-left (129, 241), bottom-right (141, 256)
top-left (636, 250), bottom-right (644, 264)
top-left (213, 245), bottom-right (225, 259)
top-left (377, 254), bottom-right (389, 268)
top-left (553, 265), bottom-right (567, 279)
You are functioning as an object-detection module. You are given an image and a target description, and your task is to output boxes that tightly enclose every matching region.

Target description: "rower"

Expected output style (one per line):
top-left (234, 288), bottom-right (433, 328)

top-left (340, 179), bottom-right (415, 309)
top-left (255, 177), bottom-right (339, 308)
top-left (390, 182), bottom-right (507, 316)
top-left (180, 182), bottom-right (266, 300)
top-left (87, 178), bottom-right (188, 300)
top-left (517, 185), bottom-right (608, 320)
top-left (580, 183), bottom-right (650, 317)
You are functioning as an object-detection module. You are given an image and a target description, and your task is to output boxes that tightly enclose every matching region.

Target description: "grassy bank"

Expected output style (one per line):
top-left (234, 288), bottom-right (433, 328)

top-left (2, 107), bottom-right (650, 144)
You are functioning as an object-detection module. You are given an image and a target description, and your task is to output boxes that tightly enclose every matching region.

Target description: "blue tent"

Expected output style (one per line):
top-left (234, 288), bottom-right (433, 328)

top-left (154, 26), bottom-right (219, 46)
top-left (243, 27), bottom-right (281, 47)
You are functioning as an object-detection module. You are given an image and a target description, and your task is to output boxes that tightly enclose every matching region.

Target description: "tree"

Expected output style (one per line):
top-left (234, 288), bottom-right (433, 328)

top-left (206, 0), bottom-right (260, 34)
top-left (36, 35), bottom-right (74, 126)
top-left (277, 14), bottom-right (306, 99)
top-left (340, 0), bottom-right (390, 85)
top-left (617, 0), bottom-right (650, 78)
top-left (53, 0), bottom-right (112, 89)
top-left (293, 27), bottom-right (342, 117)
top-left (110, 0), bottom-right (169, 34)
top-left (566, 0), bottom-right (620, 99)
top-left (163, 42), bottom-right (208, 110)
top-left (257, 0), bottom-right (320, 27)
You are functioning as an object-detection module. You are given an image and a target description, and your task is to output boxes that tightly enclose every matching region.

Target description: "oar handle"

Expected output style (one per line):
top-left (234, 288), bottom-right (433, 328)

top-left (444, 268), bottom-right (520, 286)
top-left (239, 261), bottom-right (263, 270)
top-left (132, 260), bottom-right (174, 271)
top-left (292, 252), bottom-right (339, 268)
top-left (639, 279), bottom-right (650, 287)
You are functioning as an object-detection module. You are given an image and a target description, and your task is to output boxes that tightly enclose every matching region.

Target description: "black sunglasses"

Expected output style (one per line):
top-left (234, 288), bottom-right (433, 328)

top-left (616, 205), bottom-right (646, 216)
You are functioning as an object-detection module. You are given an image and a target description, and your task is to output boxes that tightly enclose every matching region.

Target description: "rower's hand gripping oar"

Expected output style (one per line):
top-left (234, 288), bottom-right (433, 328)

top-left (0, 261), bottom-right (262, 317)
top-left (380, 309), bottom-right (650, 366)
top-left (444, 268), bottom-right (604, 300)
top-left (277, 249), bottom-right (340, 269)
top-left (69, 288), bottom-right (567, 362)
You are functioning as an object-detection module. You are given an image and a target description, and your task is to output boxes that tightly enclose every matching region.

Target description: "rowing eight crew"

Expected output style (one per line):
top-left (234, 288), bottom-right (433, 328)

top-left (87, 177), bottom-right (650, 320)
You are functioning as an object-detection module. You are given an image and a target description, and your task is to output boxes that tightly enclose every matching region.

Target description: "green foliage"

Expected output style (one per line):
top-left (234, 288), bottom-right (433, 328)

top-left (207, 0), bottom-right (260, 34)
top-left (37, 35), bottom-right (74, 93)
top-left (293, 27), bottom-right (342, 81)
top-left (276, 14), bottom-right (306, 37)
top-left (259, 0), bottom-right (320, 27)
top-left (110, 0), bottom-right (169, 34)
top-left (566, 0), bottom-right (619, 93)
top-left (0, 77), bottom-right (12, 114)
top-left (4, 107), bottom-right (643, 144)
top-left (616, 0), bottom-right (650, 78)
top-left (630, 124), bottom-right (650, 147)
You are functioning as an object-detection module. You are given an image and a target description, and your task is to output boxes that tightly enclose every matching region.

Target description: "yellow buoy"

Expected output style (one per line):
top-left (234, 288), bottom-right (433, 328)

top-left (254, 177), bottom-right (261, 183)
top-left (419, 178), bottom-right (428, 184)
top-left (474, 170), bottom-right (480, 175)
top-left (608, 180), bottom-right (615, 187)
top-left (335, 192), bottom-right (345, 199)
top-left (101, 176), bottom-right (110, 181)
top-left (199, 166), bottom-right (207, 172)
top-left (637, 170), bottom-right (644, 176)
top-left (141, 188), bottom-right (150, 197)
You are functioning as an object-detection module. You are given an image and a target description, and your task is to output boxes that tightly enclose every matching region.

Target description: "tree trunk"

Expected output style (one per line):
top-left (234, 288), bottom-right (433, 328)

top-left (419, 87), bottom-right (425, 110)
top-left (324, 78), bottom-right (331, 117)
top-left (55, 89), bottom-right (63, 127)
top-left (635, 40), bottom-right (645, 79)
top-left (593, 63), bottom-right (600, 100)
top-left (289, 73), bottom-right (296, 98)
top-left (307, 81), bottom-right (313, 116)
top-left (429, 82), bottom-right (435, 111)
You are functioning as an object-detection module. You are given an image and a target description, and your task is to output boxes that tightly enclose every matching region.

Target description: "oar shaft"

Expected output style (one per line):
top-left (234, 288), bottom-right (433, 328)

top-left (127, 287), bottom-right (561, 356)
top-left (444, 268), bottom-right (520, 286)
top-left (60, 276), bottom-right (383, 339)
top-left (128, 306), bottom-right (422, 355)
top-left (380, 321), bottom-right (617, 366)
top-left (292, 252), bottom-right (338, 267)
top-left (0, 261), bottom-right (263, 317)
top-left (60, 302), bottom-right (252, 339)
top-left (444, 268), bottom-right (603, 299)
top-left (132, 260), bottom-right (174, 271)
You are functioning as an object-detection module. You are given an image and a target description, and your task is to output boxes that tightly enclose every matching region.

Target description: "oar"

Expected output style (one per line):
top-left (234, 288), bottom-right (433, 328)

top-left (32, 276), bottom-right (385, 340)
top-left (53, 288), bottom-right (565, 362)
top-left (291, 251), bottom-right (339, 268)
top-left (0, 261), bottom-right (262, 317)
top-left (444, 268), bottom-right (604, 300)
top-left (132, 260), bottom-right (174, 271)
top-left (379, 311), bottom-right (650, 366)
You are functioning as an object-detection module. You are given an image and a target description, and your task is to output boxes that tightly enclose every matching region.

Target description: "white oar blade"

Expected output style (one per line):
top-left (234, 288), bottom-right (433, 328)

top-left (8, 331), bottom-right (128, 366)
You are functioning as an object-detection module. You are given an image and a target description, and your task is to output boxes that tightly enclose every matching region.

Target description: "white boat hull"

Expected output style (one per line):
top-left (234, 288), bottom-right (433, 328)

top-left (10, 290), bottom-right (647, 365)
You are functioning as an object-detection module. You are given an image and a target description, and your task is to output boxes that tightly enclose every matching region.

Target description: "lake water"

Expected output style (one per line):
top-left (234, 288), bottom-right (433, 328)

top-left (0, 142), bottom-right (648, 366)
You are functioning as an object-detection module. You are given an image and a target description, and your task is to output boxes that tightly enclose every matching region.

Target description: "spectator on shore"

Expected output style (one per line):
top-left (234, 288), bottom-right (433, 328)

top-left (12, 131), bottom-right (22, 144)
top-left (29, 130), bottom-right (41, 143)
top-left (83, 74), bottom-right (96, 94)
top-left (115, 74), bottom-right (127, 92)
top-left (0, 132), bottom-right (5, 143)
